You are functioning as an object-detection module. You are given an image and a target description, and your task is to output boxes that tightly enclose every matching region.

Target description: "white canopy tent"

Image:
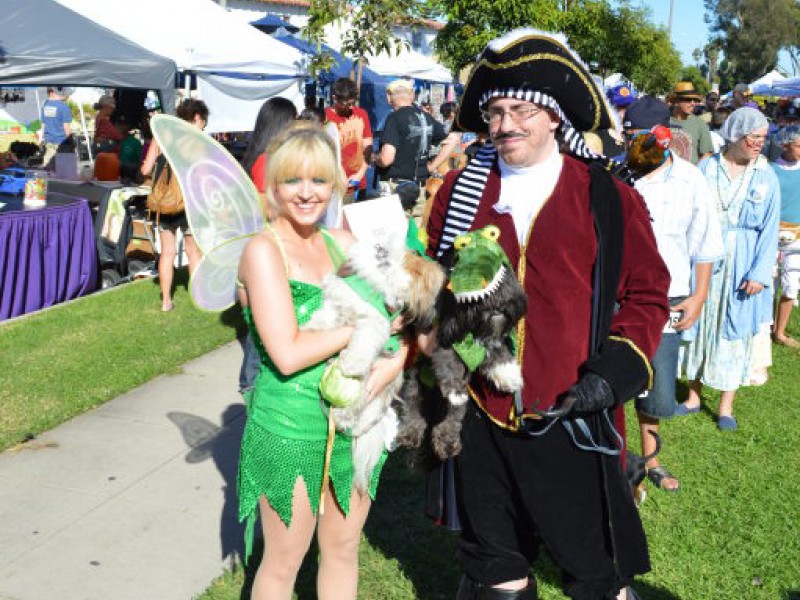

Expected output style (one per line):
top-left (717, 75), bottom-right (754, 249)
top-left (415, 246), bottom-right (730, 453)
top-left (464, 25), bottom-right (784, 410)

top-left (54, 0), bottom-right (307, 132)
top-left (325, 23), bottom-right (453, 83)
top-left (361, 48), bottom-right (453, 83)
top-left (749, 69), bottom-right (787, 96)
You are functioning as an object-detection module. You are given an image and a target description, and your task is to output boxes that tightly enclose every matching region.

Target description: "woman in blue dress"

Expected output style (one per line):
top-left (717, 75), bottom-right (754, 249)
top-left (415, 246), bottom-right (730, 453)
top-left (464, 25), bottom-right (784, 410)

top-left (678, 107), bottom-right (780, 430)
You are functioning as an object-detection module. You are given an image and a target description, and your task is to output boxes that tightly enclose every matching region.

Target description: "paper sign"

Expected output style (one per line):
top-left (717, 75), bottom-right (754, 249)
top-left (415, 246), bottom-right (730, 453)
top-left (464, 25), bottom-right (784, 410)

top-left (342, 195), bottom-right (407, 241)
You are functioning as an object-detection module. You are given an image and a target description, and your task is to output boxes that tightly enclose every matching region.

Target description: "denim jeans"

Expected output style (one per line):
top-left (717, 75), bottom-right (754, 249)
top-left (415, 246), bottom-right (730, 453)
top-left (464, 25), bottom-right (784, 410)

top-left (635, 332), bottom-right (681, 419)
top-left (238, 333), bottom-right (260, 394)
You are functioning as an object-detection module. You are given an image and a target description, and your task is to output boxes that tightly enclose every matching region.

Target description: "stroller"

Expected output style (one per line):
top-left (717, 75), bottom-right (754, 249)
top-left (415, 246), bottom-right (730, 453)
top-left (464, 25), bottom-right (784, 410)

top-left (96, 185), bottom-right (158, 288)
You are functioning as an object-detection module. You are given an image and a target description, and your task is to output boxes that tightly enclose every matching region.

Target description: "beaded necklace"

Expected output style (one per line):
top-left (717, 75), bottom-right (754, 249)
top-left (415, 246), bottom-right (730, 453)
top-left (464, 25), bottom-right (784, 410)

top-left (715, 156), bottom-right (750, 213)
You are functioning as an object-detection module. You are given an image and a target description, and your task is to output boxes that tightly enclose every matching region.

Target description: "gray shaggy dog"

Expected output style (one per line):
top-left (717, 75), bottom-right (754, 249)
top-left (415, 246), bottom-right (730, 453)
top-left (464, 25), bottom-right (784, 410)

top-left (398, 230), bottom-right (527, 460)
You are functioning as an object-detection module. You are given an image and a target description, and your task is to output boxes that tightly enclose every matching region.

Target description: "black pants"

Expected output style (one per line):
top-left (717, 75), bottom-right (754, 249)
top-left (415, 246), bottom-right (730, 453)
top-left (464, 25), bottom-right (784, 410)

top-left (455, 404), bottom-right (650, 600)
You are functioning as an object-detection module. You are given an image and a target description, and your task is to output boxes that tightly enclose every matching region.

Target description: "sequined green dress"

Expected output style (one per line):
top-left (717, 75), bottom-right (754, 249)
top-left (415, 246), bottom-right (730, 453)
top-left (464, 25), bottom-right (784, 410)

top-left (237, 230), bottom-right (386, 560)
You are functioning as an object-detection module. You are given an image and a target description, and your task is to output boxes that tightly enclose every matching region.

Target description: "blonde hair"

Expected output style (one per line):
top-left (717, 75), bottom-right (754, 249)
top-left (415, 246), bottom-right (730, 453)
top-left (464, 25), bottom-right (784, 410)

top-left (387, 79), bottom-right (414, 96)
top-left (264, 122), bottom-right (345, 215)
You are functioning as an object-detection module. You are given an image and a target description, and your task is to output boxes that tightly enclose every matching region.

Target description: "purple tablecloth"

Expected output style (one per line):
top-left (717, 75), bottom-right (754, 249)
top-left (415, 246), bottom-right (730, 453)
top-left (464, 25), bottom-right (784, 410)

top-left (0, 193), bottom-right (98, 321)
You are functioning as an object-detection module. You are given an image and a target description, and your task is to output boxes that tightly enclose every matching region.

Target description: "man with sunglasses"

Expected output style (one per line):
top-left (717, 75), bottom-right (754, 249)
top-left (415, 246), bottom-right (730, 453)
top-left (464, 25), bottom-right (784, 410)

top-left (668, 81), bottom-right (714, 164)
top-left (424, 29), bottom-right (670, 600)
top-left (623, 97), bottom-right (724, 494)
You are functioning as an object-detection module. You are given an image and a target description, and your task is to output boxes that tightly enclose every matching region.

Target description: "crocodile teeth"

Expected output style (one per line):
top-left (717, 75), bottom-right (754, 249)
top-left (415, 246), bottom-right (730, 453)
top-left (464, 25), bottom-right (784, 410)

top-left (454, 265), bottom-right (506, 304)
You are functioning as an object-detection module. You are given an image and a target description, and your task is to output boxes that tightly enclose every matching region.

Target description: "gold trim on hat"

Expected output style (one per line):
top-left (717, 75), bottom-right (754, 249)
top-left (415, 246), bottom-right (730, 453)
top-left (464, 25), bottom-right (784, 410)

top-left (465, 49), bottom-right (603, 131)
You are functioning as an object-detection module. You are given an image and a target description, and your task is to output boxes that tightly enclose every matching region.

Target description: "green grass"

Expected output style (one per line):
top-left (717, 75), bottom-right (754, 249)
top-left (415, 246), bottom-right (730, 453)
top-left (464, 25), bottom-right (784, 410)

top-left (198, 310), bottom-right (800, 600)
top-left (0, 272), bottom-right (244, 452)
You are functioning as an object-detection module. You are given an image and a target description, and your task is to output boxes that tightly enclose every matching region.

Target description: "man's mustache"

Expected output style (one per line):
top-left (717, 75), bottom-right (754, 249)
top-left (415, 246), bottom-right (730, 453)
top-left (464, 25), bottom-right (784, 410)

top-left (493, 132), bottom-right (529, 142)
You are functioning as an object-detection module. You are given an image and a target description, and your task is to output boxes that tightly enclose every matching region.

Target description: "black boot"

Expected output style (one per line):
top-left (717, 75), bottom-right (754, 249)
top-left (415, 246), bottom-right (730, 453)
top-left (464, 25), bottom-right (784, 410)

top-left (456, 575), bottom-right (537, 599)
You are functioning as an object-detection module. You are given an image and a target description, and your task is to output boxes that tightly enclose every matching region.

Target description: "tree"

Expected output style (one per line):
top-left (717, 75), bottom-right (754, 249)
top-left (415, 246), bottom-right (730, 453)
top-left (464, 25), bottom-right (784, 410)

top-left (704, 0), bottom-right (800, 86)
top-left (702, 41), bottom-right (722, 86)
top-left (305, 0), bottom-right (433, 90)
top-left (679, 66), bottom-right (711, 96)
top-left (433, 0), bottom-right (682, 95)
top-left (433, 0), bottom-right (561, 73)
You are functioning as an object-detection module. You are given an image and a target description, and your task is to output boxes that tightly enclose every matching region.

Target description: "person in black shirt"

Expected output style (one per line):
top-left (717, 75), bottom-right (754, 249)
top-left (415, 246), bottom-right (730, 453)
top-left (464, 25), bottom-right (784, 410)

top-left (375, 79), bottom-right (446, 216)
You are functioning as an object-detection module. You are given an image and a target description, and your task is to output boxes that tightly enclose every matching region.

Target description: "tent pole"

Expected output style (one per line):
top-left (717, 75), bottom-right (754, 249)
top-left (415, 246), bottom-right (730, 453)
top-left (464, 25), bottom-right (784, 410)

top-left (78, 101), bottom-right (94, 166)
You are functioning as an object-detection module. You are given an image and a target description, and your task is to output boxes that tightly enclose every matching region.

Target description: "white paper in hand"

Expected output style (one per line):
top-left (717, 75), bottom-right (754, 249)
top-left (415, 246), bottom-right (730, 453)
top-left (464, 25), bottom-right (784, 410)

top-left (342, 195), bottom-right (407, 241)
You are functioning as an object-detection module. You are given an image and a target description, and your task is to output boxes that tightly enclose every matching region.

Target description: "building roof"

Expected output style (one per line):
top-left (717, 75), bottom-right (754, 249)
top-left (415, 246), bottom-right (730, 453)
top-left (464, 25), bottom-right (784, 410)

top-left (251, 0), bottom-right (310, 7)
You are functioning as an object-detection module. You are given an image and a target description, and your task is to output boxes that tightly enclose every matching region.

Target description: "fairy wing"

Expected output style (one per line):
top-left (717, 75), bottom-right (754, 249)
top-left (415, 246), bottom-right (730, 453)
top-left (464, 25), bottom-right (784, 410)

top-left (150, 114), bottom-right (267, 311)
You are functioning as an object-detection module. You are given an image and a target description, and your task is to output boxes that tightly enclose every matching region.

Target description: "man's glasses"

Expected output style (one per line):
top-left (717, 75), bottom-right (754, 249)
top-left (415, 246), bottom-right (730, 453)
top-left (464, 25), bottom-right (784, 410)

top-left (481, 105), bottom-right (543, 125)
top-left (334, 97), bottom-right (356, 107)
top-left (678, 98), bottom-right (699, 104)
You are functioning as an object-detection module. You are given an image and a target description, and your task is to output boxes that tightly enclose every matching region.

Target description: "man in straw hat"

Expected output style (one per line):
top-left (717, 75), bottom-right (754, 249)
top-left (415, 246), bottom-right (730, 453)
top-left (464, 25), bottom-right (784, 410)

top-left (668, 81), bottom-right (714, 164)
top-left (424, 28), bottom-right (670, 600)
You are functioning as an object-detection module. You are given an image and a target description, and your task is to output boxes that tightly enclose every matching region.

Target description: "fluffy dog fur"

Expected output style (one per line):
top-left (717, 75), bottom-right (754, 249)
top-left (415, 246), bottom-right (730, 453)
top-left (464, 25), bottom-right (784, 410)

top-left (304, 232), bottom-right (445, 492)
top-left (398, 262), bottom-right (527, 460)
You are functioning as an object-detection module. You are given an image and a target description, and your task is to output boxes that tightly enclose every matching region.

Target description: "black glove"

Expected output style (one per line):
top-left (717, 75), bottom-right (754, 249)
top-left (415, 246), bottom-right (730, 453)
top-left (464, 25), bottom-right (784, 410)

top-left (567, 371), bottom-right (617, 414)
top-left (532, 371), bottom-right (617, 418)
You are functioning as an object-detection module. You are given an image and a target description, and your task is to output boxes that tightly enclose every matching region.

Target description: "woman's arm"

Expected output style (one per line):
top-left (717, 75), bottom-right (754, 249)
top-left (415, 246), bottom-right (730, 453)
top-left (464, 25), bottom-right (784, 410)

top-left (745, 172), bottom-right (781, 287)
top-left (140, 139), bottom-right (160, 176)
top-left (239, 233), bottom-right (353, 375)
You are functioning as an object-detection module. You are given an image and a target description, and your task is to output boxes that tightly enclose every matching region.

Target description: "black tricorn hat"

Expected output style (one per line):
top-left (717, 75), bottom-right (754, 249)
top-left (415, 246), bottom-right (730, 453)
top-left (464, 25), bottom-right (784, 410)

top-left (455, 29), bottom-right (614, 134)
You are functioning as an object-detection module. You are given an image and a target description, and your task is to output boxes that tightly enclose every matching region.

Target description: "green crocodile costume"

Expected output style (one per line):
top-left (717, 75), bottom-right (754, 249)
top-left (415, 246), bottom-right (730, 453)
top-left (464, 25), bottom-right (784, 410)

top-left (237, 228), bottom-right (386, 561)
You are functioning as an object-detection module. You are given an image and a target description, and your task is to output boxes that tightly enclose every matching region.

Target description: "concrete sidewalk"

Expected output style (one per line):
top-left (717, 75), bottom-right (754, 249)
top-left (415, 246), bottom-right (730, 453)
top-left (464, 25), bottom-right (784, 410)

top-left (0, 342), bottom-right (247, 600)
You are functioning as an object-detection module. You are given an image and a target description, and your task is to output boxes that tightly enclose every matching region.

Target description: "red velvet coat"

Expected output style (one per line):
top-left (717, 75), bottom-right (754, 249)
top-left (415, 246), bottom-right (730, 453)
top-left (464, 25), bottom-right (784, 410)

top-left (426, 155), bottom-right (670, 428)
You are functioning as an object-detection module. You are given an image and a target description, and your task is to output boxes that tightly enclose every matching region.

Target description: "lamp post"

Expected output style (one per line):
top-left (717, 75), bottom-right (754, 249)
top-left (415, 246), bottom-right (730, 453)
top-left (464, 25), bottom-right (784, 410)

top-left (668, 0), bottom-right (674, 41)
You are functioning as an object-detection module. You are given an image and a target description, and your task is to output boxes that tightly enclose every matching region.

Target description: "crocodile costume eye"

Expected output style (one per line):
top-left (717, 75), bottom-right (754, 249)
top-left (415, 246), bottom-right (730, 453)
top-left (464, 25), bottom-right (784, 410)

top-left (481, 225), bottom-right (500, 241)
top-left (454, 234), bottom-right (472, 250)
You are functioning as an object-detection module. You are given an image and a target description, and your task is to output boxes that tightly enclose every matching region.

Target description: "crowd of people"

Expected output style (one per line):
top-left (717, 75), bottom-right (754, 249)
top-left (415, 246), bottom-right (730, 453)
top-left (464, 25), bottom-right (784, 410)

top-left (25, 29), bottom-right (800, 599)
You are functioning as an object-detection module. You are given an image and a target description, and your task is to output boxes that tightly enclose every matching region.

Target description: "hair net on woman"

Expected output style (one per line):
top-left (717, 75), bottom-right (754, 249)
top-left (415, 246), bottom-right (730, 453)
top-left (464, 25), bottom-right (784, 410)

top-left (719, 107), bottom-right (769, 143)
top-left (778, 124), bottom-right (800, 146)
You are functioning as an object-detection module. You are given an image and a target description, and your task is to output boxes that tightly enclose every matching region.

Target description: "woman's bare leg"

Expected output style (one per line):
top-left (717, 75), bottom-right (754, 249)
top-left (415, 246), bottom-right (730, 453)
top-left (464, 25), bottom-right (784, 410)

top-left (183, 233), bottom-right (201, 277)
top-left (718, 390), bottom-right (737, 419)
top-left (250, 479), bottom-right (317, 600)
top-left (316, 485), bottom-right (371, 600)
top-left (158, 228), bottom-right (177, 310)
top-left (680, 379), bottom-right (703, 411)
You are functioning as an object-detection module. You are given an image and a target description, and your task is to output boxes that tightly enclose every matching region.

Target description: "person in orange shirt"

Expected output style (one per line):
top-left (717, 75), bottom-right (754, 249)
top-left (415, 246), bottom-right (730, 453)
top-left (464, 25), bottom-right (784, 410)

top-left (324, 78), bottom-right (373, 201)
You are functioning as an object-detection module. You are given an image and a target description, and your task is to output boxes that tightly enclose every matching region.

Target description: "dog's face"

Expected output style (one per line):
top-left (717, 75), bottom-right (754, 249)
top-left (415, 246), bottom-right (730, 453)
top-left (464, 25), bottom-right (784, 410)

top-left (437, 268), bottom-right (527, 347)
top-left (341, 232), bottom-right (411, 308)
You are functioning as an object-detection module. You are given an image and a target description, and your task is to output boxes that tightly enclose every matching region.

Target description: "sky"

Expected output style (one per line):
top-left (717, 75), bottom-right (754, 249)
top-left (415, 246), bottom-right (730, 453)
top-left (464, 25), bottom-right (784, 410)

top-left (625, 0), bottom-right (710, 65)
top-left (626, 0), bottom-right (795, 74)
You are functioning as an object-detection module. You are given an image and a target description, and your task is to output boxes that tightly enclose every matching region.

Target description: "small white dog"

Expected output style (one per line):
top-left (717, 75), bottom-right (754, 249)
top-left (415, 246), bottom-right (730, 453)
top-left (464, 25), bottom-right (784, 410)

top-left (304, 230), bottom-right (445, 492)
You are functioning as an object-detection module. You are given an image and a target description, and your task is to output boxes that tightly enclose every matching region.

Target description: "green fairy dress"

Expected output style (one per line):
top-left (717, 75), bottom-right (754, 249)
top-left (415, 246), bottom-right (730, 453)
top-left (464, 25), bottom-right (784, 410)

top-left (237, 228), bottom-right (386, 561)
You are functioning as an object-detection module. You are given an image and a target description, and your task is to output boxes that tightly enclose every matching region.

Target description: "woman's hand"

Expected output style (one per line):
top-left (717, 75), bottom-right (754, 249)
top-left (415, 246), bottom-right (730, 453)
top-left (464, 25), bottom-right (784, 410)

top-left (740, 280), bottom-right (764, 296)
top-left (365, 345), bottom-right (408, 401)
top-left (389, 314), bottom-right (405, 334)
top-left (672, 295), bottom-right (704, 331)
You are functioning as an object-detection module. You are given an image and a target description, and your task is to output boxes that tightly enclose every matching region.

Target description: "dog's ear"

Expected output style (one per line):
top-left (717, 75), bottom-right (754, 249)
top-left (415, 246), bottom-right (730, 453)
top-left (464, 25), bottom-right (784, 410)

top-left (402, 253), bottom-right (446, 324)
top-left (437, 291), bottom-right (469, 347)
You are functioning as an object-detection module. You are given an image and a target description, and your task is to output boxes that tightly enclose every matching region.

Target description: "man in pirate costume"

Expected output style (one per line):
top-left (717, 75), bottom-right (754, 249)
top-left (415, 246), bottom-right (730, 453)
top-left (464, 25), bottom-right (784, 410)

top-left (424, 30), bottom-right (670, 600)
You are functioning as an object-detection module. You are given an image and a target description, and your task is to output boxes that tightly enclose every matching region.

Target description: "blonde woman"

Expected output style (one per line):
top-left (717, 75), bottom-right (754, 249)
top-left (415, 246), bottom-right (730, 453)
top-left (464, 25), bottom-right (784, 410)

top-left (236, 123), bottom-right (406, 600)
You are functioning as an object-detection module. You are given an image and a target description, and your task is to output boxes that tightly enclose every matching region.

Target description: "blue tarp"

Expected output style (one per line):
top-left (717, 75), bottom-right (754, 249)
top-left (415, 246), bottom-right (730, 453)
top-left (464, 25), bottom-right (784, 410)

top-left (250, 15), bottom-right (299, 33)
